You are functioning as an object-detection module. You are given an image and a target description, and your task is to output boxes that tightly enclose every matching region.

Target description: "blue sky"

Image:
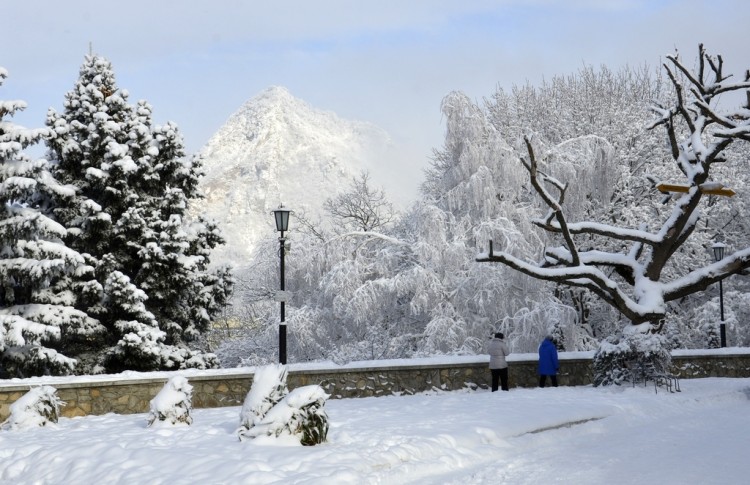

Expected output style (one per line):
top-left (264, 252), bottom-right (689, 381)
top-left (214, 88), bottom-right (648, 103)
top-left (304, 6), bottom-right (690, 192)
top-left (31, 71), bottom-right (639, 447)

top-left (3, 0), bottom-right (750, 200)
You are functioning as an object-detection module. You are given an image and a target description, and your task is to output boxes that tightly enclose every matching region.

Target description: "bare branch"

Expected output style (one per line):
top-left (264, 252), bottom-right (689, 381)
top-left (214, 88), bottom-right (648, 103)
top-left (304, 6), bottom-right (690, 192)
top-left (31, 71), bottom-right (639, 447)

top-left (663, 249), bottom-right (750, 302)
top-left (477, 247), bottom-right (662, 324)
top-left (531, 219), bottom-right (661, 245)
top-left (521, 137), bottom-right (580, 266)
top-left (477, 45), bottom-right (750, 328)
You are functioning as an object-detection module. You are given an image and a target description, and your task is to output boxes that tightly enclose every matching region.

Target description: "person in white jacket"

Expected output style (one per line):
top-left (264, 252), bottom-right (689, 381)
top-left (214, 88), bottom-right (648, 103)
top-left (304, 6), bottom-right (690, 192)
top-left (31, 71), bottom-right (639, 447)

top-left (488, 332), bottom-right (511, 391)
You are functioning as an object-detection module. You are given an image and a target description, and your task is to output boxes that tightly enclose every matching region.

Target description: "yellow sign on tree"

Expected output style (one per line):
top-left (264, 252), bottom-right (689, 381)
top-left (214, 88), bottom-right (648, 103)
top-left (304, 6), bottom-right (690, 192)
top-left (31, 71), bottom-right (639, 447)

top-left (656, 182), bottom-right (736, 197)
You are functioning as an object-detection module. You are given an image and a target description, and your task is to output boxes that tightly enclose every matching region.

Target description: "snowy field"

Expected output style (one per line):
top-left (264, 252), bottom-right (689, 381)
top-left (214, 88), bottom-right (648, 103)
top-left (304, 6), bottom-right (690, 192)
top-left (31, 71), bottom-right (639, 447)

top-left (2, 378), bottom-right (749, 484)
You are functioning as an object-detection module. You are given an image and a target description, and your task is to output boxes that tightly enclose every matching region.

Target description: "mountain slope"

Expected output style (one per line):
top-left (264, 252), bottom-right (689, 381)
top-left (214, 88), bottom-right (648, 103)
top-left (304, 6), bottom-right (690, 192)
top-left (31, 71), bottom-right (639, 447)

top-left (196, 86), bottom-right (394, 266)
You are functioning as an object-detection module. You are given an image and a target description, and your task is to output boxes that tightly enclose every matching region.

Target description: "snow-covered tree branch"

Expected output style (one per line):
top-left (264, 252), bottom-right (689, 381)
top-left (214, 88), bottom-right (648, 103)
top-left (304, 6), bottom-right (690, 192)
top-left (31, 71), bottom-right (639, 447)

top-left (478, 45), bottom-right (750, 327)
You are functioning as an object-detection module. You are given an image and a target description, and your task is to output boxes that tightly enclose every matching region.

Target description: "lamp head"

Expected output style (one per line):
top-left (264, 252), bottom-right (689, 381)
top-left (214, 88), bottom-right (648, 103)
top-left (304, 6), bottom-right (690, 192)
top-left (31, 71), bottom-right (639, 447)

top-left (272, 205), bottom-right (292, 233)
top-left (712, 242), bottom-right (726, 262)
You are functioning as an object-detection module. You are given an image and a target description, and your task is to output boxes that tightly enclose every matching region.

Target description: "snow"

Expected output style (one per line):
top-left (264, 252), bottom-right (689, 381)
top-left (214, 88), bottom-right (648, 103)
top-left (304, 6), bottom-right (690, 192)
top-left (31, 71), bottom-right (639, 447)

top-left (1, 385), bottom-right (63, 431)
top-left (147, 376), bottom-right (193, 427)
top-left (194, 86), bottom-right (396, 266)
top-left (1, 378), bottom-right (748, 483)
top-left (238, 364), bottom-right (288, 432)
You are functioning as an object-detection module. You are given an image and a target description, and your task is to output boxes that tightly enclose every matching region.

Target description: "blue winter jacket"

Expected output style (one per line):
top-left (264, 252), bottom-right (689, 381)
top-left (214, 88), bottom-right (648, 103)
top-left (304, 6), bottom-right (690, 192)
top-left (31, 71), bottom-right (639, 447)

top-left (538, 338), bottom-right (559, 376)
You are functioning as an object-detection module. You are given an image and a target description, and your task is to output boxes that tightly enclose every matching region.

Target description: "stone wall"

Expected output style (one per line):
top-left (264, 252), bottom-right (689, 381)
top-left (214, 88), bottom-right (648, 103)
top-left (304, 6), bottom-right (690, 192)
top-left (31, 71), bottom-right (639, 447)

top-left (1, 352), bottom-right (749, 422)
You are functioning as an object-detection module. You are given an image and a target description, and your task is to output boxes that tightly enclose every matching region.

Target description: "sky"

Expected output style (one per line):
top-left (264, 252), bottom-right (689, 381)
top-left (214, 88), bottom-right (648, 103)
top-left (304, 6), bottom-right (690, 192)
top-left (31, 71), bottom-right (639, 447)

top-left (2, 375), bottom-right (749, 483)
top-left (3, 0), bottom-right (750, 199)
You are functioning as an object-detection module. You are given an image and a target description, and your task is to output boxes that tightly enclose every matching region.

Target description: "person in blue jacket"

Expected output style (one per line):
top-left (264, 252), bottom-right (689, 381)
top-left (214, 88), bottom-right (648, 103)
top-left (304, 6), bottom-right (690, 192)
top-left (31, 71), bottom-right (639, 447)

top-left (538, 335), bottom-right (559, 387)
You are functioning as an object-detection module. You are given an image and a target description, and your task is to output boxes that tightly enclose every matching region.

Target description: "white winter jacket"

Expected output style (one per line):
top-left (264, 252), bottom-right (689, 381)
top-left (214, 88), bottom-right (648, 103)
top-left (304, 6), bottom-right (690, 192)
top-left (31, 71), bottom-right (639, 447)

top-left (488, 337), bottom-right (510, 369)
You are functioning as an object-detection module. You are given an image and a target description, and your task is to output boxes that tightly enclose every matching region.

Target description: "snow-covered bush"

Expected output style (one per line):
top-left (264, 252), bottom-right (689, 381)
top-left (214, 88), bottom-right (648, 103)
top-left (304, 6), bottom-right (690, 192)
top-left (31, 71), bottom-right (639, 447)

top-left (593, 328), bottom-right (671, 387)
top-left (239, 385), bottom-right (330, 446)
top-left (237, 364), bottom-right (289, 438)
top-left (703, 322), bottom-right (721, 349)
top-left (592, 338), bottom-right (632, 387)
top-left (1, 386), bottom-right (65, 430)
top-left (237, 365), bottom-right (329, 445)
top-left (548, 321), bottom-right (566, 351)
top-left (147, 376), bottom-right (193, 427)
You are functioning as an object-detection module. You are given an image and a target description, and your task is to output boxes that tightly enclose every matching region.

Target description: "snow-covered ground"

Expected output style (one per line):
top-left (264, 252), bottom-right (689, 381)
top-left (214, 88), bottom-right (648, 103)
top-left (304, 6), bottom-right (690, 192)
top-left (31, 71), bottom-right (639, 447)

top-left (1, 378), bottom-right (748, 484)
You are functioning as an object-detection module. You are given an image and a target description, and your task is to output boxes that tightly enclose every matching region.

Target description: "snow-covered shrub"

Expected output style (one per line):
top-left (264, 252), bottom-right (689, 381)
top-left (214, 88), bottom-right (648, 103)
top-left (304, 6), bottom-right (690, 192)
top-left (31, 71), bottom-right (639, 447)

top-left (147, 376), bottom-right (193, 427)
top-left (106, 320), bottom-right (169, 372)
top-left (105, 320), bottom-right (219, 373)
top-left (592, 338), bottom-right (631, 386)
top-left (703, 322), bottom-right (721, 349)
top-left (239, 385), bottom-right (330, 446)
top-left (548, 321), bottom-right (566, 351)
top-left (1, 386), bottom-right (65, 430)
top-left (593, 329), bottom-right (671, 387)
top-left (237, 364), bottom-right (289, 438)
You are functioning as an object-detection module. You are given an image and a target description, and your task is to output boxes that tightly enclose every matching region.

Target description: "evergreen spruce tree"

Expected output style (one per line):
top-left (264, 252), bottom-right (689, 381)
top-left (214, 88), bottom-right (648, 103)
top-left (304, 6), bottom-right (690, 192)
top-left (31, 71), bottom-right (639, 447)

top-left (0, 67), bottom-right (104, 377)
top-left (45, 55), bottom-right (231, 372)
top-left (124, 123), bottom-right (233, 345)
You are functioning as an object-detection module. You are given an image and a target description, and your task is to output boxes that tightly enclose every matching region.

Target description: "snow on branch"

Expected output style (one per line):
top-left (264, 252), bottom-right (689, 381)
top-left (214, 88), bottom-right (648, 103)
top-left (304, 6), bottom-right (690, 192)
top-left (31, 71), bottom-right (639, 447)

top-left (478, 44), bottom-right (750, 327)
top-left (324, 231), bottom-right (410, 248)
top-left (476, 242), bottom-right (662, 323)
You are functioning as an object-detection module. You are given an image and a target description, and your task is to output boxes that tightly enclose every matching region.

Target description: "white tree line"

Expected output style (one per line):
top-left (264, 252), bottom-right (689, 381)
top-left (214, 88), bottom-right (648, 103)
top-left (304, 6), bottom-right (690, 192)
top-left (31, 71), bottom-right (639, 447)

top-left (216, 45), bottom-right (750, 368)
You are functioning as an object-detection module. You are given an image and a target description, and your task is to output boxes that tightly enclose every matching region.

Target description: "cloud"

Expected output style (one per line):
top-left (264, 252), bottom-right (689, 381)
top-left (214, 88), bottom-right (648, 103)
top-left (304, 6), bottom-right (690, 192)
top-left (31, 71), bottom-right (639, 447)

top-left (3, 0), bottom-right (750, 203)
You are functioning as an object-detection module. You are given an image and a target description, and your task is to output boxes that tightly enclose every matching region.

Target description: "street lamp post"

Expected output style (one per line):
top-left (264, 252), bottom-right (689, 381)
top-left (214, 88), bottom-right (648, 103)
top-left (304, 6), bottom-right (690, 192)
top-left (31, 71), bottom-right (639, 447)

top-left (272, 205), bottom-right (292, 364)
top-left (712, 242), bottom-right (727, 348)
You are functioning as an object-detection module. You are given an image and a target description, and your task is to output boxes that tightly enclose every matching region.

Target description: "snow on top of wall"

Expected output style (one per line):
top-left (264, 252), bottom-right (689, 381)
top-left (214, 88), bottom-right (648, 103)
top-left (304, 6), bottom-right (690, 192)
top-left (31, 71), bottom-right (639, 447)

top-left (4, 349), bottom-right (750, 389)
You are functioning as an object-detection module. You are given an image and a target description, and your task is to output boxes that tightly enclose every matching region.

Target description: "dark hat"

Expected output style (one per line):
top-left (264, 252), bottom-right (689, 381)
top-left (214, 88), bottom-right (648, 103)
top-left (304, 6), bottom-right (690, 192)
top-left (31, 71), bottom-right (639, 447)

top-left (494, 332), bottom-right (504, 339)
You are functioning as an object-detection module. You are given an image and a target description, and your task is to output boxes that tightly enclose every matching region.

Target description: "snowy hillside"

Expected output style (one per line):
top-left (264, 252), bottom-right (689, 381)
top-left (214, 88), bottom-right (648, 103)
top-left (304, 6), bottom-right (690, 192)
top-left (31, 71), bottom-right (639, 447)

top-left (196, 86), bottom-right (395, 266)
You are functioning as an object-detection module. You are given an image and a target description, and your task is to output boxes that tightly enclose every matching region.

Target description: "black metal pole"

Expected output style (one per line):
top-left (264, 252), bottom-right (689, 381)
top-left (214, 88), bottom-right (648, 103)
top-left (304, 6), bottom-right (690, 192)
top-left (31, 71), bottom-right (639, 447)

top-left (719, 278), bottom-right (726, 348)
top-left (279, 233), bottom-right (287, 364)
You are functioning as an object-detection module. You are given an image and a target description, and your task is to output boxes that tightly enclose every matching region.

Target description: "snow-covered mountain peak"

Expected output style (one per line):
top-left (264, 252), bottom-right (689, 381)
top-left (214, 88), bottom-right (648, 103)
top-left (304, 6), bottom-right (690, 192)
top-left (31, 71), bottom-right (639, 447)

top-left (196, 86), bottom-right (394, 267)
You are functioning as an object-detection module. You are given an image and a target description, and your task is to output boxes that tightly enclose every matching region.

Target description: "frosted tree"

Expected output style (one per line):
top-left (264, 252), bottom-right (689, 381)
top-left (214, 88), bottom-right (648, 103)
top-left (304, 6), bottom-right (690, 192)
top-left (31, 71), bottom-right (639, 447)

top-left (477, 45), bottom-right (750, 378)
top-left (416, 91), bottom-right (572, 353)
top-left (214, 50), bottom-right (750, 368)
top-left (215, 172), bottom-right (432, 365)
top-left (323, 171), bottom-right (395, 233)
top-left (115, 123), bottom-right (233, 345)
top-left (0, 67), bottom-right (103, 377)
top-left (45, 55), bottom-right (232, 371)
top-left (484, 64), bottom-right (672, 342)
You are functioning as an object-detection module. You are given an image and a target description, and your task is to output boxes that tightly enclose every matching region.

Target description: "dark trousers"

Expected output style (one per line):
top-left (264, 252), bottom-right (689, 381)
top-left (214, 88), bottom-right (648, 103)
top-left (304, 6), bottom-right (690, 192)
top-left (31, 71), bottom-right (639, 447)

top-left (491, 368), bottom-right (509, 392)
top-left (539, 375), bottom-right (558, 388)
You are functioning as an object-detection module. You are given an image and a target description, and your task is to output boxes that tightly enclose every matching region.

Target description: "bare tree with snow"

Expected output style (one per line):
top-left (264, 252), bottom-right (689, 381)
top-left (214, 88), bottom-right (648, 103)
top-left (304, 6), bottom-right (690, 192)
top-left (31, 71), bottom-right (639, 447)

top-left (478, 44), bottom-right (750, 335)
top-left (323, 171), bottom-right (395, 233)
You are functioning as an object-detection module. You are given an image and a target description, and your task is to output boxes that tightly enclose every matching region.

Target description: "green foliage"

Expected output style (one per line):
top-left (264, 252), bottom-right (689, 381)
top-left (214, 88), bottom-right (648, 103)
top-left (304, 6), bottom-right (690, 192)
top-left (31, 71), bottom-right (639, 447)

top-left (0, 68), bottom-right (104, 377)
top-left (40, 54), bottom-right (232, 373)
top-left (295, 395), bottom-right (330, 446)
